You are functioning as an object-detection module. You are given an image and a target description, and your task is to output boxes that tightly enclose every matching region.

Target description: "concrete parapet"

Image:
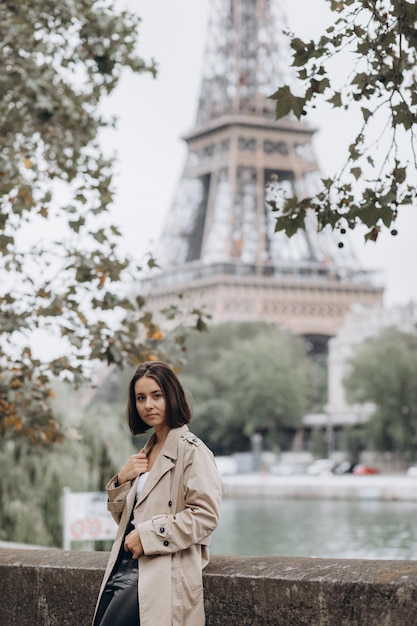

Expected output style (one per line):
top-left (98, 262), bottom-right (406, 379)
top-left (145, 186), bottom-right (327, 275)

top-left (0, 548), bottom-right (105, 626)
top-left (1, 548), bottom-right (417, 625)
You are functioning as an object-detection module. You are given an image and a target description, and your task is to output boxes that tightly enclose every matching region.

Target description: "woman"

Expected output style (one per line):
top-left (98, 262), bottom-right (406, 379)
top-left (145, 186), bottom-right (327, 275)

top-left (93, 361), bottom-right (223, 626)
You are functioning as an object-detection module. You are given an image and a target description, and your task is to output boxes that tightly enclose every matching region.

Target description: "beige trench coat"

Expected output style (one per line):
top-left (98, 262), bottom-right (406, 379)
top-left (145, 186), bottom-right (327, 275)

top-left (93, 425), bottom-right (223, 626)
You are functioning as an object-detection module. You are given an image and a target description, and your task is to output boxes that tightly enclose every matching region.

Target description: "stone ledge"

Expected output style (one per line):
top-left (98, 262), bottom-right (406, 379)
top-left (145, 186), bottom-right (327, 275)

top-left (1, 548), bottom-right (417, 625)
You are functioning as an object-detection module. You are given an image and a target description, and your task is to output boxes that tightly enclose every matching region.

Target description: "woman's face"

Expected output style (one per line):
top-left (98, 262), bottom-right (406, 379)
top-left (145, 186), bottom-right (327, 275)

top-left (134, 375), bottom-right (168, 433)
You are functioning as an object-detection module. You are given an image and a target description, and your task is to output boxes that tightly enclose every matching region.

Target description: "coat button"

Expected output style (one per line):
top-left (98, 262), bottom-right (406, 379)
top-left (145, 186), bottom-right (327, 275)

top-left (163, 540), bottom-right (169, 546)
top-left (159, 527), bottom-right (165, 533)
top-left (168, 500), bottom-right (172, 507)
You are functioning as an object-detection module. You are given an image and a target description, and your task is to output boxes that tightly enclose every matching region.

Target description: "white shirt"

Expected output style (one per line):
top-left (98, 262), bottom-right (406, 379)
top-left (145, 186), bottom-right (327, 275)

top-left (136, 471), bottom-right (149, 498)
top-left (126, 473), bottom-right (150, 533)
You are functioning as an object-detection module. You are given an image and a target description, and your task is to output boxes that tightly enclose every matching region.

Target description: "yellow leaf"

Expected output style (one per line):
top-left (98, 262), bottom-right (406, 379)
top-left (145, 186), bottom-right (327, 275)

top-left (98, 271), bottom-right (107, 288)
top-left (23, 157), bottom-right (32, 169)
top-left (76, 311), bottom-right (87, 324)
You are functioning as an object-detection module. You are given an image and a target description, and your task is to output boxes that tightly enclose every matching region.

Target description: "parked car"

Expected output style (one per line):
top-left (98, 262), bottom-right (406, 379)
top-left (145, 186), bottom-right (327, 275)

top-left (333, 461), bottom-right (356, 475)
top-left (269, 462), bottom-right (308, 476)
top-left (306, 459), bottom-right (336, 476)
top-left (352, 464), bottom-right (379, 475)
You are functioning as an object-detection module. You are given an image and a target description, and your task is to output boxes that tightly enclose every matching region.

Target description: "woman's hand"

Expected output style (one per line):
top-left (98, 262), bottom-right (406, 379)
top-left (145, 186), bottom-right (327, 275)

top-left (124, 529), bottom-right (144, 559)
top-left (117, 449), bottom-right (148, 485)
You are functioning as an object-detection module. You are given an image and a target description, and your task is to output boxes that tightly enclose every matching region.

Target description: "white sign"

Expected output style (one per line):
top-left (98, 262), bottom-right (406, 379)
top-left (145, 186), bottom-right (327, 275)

top-left (63, 489), bottom-right (117, 550)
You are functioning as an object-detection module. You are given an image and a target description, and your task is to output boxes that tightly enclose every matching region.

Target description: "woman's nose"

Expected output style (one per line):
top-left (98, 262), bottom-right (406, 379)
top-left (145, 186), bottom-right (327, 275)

top-left (145, 396), bottom-right (153, 408)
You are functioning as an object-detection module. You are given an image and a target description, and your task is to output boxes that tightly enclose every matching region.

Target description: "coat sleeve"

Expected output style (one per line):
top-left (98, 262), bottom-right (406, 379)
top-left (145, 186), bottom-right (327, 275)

top-left (137, 440), bottom-right (223, 556)
top-left (106, 475), bottom-right (132, 524)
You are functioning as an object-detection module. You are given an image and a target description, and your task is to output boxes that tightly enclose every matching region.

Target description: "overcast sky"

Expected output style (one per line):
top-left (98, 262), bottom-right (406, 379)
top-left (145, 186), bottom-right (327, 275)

top-left (102, 0), bottom-right (417, 308)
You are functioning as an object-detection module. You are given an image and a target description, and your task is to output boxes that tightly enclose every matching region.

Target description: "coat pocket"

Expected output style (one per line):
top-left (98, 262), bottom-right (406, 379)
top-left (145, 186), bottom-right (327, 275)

top-left (177, 547), bottom-right (204, 597)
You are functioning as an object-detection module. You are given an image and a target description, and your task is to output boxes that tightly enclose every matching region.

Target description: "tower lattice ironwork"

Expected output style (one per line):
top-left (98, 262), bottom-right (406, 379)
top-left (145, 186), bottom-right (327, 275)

top-left (144, 0), bottom-right (383, 342)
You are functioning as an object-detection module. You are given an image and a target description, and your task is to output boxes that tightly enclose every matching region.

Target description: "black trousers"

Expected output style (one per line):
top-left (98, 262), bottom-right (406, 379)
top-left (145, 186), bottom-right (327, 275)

top-left (94, 548), bottom-right (139, 626)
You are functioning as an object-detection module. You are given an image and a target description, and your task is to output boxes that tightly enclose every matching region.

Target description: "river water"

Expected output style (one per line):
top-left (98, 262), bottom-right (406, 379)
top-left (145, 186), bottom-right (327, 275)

top-left (210, 498), bottom-right (417, 560)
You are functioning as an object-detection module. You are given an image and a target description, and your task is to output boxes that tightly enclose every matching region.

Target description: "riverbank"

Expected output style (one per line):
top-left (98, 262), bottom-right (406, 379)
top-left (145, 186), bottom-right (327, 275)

top-left (222, 473), bottom-right (417, 501)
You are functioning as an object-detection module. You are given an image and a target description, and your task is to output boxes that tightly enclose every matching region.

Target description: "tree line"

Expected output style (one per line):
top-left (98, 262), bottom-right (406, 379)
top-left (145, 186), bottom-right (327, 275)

top-left (2, 322), bottom-right (417, 546)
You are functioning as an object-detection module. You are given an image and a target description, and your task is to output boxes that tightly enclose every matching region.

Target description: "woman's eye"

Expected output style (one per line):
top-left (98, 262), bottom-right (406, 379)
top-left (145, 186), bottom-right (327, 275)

top-left (154, 393), bottom-right (162, 399)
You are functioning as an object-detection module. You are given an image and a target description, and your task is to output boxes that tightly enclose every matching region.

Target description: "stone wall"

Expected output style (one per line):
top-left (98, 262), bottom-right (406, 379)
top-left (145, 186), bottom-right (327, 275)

top-left (1, 548), bottom-right (417, 625)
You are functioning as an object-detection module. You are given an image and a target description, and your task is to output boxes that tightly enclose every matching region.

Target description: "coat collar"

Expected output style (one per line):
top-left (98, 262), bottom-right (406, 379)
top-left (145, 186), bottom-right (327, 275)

top-left (143, 423), bottom-right (189, 460)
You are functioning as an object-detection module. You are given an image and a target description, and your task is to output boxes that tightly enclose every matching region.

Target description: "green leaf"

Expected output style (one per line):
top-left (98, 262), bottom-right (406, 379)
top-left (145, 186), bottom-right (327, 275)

top-left (310, 77), bottom-right (330, 94)
top-left (321, 178), bottom-right (334, 190)
top-left (91, 229), bottom-right (107, 243)
top-left (274, 209), bottom-right (306, 238)
top-left (355, 203), bottom-right (378, 228)
top-left (348, 143), bottom-right (361, 161)
top-left (327, 92), bottom-right (342, 107)
top-left (392, 103), bottom-right (414, 130)
top-left (291, 37), bottom-right (309, 53)
top-left (147, 256), bottom-right (160, 269)
top-left (0, 234), bottom-right (15, 250)
top-left (361, 107), bottom-right (372, 122)
top-left (269, 86), bottom-right (306, 120)
top-left (378, 206), bottom-right (395, 228)
top-left (350, 73), bottom-right (374, 91)
top-left (69, 217), bottom-right (86, 233)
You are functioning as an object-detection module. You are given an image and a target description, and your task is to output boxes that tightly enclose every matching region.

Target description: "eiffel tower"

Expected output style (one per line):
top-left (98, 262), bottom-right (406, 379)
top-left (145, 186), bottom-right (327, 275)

top-left (143, 0), bottom-right (383, 351)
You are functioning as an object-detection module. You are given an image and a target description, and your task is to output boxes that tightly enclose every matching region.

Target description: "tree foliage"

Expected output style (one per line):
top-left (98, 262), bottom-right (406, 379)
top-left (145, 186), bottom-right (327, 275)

top-left (0, 378), bottom-right (138, 546)
top-left (180, 323), bottom-right (319, 454)
top-left (344, 327), bottom-right (417, 457)
top-left (269, 0), bottom-right (417, 242)
top-left (0, 1), bottom-right (207, 447)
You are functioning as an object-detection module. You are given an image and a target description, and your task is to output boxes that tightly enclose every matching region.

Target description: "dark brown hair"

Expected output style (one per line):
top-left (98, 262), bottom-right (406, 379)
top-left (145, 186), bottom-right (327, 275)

top-left (127, 361), bottom-right (192, 435)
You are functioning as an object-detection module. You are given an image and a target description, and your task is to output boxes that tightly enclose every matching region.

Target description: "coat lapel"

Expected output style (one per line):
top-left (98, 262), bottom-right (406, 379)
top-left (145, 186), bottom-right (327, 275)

top-left (135, 424), bottom-right (189, 506)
